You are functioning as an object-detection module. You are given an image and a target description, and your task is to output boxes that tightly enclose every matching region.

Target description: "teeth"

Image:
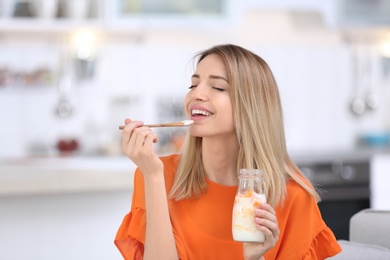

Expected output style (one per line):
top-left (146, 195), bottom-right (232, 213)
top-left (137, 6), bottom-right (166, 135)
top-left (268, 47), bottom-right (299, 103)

top-left (191, 109), bottom-right (211, 116)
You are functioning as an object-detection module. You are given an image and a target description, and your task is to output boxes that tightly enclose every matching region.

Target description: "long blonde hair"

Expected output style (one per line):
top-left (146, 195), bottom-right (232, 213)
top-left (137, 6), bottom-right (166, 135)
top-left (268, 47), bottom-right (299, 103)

top-left (169, 44), bottom-right (320, 206)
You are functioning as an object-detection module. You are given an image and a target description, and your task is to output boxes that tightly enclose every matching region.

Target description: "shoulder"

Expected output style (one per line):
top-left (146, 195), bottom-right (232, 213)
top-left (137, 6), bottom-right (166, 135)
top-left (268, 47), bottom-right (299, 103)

top-left (160, 154), bottom-right (180, 169)
top-left (282, 176), bottom-right (319, 214)
top-left (285, 177), bottom-right (313, 202)
top-left (282, 168), bottom-right (320, 204)
top-left (276, 174), bottom-right (323, 223)
top-left (160, 154), bottom-right (180, 188)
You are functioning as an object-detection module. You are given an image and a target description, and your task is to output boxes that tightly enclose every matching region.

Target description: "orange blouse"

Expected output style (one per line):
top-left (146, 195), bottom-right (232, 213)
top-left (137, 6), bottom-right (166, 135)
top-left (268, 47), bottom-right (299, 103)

top-left (115, 154), bottom-right (341, 259)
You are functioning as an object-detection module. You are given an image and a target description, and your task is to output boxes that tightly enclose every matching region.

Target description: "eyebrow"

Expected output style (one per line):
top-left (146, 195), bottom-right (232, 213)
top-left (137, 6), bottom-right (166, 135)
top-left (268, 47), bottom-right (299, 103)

top-left (192, 74), bottom-right (229, 83)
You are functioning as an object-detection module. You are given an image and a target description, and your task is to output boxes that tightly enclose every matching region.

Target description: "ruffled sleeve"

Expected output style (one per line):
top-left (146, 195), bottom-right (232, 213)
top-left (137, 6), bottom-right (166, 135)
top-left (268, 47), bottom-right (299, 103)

top-left (114, 155), bottom-right (186, 260)
top-left (114, 167), bottom-right (147, 260)
top-left (114, 206), bottom-right (188, 260)
top-left (303, 226), bottom-right (343, 260)
top-left (114, 208), bottom-right (146, 260)
top-left (265, 178), bottom-right (342, 259)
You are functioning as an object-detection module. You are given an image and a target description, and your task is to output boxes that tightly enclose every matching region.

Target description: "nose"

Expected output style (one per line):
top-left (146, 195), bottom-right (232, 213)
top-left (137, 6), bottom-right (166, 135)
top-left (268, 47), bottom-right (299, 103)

top-left (190, 84), bottom-right (208, 101)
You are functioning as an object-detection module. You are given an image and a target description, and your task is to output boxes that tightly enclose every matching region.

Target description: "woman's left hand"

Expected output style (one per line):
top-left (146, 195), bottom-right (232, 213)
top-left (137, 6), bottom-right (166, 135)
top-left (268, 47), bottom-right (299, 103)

top-left (243, 203), bottom-right (279, 260)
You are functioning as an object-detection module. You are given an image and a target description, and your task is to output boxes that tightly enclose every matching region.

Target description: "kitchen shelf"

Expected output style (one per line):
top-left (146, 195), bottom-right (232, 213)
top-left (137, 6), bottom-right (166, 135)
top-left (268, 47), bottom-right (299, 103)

top-left (0, 18), bottom-right (106, 34)
top-left (0, 0), bottom-right (230, 36)
top-left (0, 16), bottom-right (229, 35)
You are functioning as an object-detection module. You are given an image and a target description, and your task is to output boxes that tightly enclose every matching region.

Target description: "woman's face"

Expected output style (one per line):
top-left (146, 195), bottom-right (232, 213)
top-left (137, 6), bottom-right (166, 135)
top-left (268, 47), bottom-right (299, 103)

top-left (184, 54), bottom-right (235, 138)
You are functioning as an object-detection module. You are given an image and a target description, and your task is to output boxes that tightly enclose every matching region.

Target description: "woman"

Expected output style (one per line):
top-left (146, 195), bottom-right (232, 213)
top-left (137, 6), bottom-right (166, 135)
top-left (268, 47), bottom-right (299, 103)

top-left (115, 44), bottom-right (341, 259)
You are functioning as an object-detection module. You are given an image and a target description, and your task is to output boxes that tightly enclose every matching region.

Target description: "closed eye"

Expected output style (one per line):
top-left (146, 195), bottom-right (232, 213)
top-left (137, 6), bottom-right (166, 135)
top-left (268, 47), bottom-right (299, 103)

top-left (212, 86), bottom-right (225, 91)
top-left (189, 85), bottom-right (197, 89)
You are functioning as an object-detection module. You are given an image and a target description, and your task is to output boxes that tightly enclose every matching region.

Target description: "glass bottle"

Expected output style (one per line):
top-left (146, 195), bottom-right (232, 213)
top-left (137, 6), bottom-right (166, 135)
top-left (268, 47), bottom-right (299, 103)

top-left (232, 169), bottom-right (266, 242)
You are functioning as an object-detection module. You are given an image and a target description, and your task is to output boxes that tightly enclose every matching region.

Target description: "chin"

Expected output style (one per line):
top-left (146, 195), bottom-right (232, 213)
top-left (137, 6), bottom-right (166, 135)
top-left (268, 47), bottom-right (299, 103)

top-left (188, 128), bottom-right (205, 138)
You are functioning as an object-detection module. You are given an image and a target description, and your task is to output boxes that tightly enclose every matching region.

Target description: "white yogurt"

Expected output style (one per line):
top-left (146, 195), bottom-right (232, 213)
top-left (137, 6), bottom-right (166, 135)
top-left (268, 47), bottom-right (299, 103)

top-left (232, 192), bottom-right (267, 242)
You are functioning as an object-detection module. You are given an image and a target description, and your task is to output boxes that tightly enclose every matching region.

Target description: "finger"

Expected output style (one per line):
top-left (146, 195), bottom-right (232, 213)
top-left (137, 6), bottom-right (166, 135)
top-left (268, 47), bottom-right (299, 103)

top-left (121, 121), bottom-right (144, 146)
top-left (255, 217), bottom-right (278, 234)
top-left (258, 225), bottom-right (278, 246)
top-left (255, 211), bottom-right (280, 237)
top-left (261, 203), bottom-right (276, 215)
top-left (254, 204), bottom-right (279, 238)
top-left (255, 212), bottom-right (279, 240)
top-left (143, 132), bottom-right (158, 147)
top-left (121, 123), bottom-right (133, 147)
top-left (131, 127), bottom-right (151, 148)
top-left (255, 203), bottom-right (277, 219)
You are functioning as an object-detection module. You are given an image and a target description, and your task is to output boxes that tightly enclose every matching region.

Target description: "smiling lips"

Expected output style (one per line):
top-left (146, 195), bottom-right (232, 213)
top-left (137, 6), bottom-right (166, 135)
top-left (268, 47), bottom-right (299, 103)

top-left (191, 109), bottom-right (212, 117)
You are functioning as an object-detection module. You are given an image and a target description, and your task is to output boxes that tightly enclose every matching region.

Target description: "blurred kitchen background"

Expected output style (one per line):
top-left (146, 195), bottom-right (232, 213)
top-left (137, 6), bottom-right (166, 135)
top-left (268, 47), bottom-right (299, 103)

top-left (1, 0), bottom-right (390, 259)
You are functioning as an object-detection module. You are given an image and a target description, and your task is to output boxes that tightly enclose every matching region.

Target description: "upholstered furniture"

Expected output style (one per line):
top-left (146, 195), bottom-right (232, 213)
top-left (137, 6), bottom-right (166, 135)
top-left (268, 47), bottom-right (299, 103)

top-left (328, 209), bottom-right (390, 260)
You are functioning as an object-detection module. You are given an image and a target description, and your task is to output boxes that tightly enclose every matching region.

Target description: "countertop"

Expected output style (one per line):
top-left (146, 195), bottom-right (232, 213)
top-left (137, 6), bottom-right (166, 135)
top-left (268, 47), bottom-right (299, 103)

top-left (1, 148), bottom-right (389, 197)
top-left (291, 147), bottom-right (390, 165)
top-left (0, 155), bottom-right (136, 196)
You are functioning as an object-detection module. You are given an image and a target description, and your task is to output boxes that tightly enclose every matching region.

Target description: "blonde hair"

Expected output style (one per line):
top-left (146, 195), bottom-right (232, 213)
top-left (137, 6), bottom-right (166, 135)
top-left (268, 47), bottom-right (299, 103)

top-left (169, 44), bottom-right (320, 206)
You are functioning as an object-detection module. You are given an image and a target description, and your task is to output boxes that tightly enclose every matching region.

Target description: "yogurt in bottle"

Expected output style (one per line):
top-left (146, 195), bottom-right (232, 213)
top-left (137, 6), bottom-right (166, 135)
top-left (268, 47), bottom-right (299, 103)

top-left (232, 169), bottom-right (266, 242)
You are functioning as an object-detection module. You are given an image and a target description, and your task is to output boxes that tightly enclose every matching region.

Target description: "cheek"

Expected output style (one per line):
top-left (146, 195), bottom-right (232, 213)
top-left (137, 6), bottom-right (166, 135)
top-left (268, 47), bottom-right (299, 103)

top-left (223, 96), bottom-right (233, 116)
top-left (221, 115), bottom-right (235, 130)
top-left (183, 94), bottom-right (190, 114)
top-left (219, 98), bottom-right (235, 127)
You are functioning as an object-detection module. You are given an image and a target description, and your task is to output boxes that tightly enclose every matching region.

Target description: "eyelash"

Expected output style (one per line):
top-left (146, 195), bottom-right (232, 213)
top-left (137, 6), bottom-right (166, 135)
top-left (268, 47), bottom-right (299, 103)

top-left (188, 85), bottom-right (225, 92)
top-left (212, 87), bottom-right (225, 91)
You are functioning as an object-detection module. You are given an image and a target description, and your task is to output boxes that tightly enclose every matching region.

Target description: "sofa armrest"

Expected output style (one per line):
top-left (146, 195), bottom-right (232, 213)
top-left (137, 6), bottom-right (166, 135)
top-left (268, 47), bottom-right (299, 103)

top-left (327, 240), bottom-right (390, 260)
top-left (349, 209), bottom-right (390, 249)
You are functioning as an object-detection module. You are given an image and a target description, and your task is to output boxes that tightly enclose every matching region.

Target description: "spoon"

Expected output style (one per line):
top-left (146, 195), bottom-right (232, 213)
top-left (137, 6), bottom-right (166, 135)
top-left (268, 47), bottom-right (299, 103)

top-left (119, 120), bottom-right (194, 130)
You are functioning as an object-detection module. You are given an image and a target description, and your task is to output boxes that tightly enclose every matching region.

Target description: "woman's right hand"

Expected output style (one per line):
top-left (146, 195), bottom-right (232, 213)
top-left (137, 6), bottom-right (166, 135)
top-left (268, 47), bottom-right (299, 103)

top-left (121, 118), bottom-right (163, 176)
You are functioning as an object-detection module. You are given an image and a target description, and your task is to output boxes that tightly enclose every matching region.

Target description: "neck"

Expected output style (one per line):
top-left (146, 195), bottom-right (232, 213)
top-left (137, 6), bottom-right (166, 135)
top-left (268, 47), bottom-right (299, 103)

top-left (201, 135), bottom-right (239, 186)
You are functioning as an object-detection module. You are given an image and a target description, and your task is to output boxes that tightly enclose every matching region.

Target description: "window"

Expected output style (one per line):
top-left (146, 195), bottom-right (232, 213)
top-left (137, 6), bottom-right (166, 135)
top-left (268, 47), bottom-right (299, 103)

top-left (118, 0), bottom-right (224, 16)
